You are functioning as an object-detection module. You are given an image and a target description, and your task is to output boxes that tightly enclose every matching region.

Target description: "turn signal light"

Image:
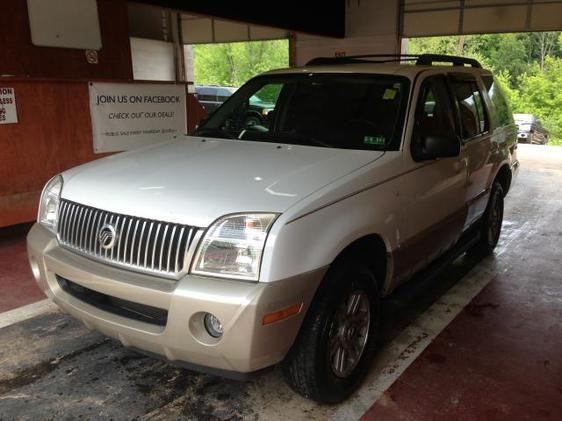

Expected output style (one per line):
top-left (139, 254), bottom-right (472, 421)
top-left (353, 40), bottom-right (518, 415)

top-left (262, 303), bottom-right (303, 325)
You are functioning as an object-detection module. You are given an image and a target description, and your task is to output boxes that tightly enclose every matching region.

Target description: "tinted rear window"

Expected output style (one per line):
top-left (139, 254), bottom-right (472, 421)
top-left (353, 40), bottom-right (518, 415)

top-left (482, 75), bottom-right (513, 128)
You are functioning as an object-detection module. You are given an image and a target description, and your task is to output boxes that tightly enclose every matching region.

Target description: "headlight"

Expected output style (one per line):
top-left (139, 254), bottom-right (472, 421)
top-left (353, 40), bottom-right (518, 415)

top-left (192, 213), bottom-right (278, 281)
top-left (38, 175), bottom-right (63, 233)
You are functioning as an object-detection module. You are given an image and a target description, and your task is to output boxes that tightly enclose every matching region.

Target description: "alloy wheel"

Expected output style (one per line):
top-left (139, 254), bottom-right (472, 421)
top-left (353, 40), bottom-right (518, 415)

top-left (328, 289), bottom-right (371, 378)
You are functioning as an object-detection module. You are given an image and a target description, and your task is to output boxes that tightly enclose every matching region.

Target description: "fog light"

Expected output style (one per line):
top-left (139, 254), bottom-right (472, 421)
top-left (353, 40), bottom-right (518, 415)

top-left (204, 313), bottom-right (223, 338)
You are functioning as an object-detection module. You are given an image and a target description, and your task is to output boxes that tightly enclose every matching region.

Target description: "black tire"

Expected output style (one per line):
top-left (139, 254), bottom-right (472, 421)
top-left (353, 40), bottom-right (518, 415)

top-left (469, 181), bottom-right (504, 256)
top-left (282, 260), bottom-right (380, 403)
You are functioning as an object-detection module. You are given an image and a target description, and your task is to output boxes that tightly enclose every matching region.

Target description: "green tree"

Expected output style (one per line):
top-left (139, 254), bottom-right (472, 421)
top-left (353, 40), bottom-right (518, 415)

top-left (516, 58), bottom-right (562, 144)
top-left (407, 32), bottom-right (562, 145)
top-left (193, 40), bottom-right (288, 87)
top-left (408, 34), bottom-right (532, 86)
top-left (466, 34), bottom-right (530, 82)
top-left (494, 71), bottom-right (522, 112)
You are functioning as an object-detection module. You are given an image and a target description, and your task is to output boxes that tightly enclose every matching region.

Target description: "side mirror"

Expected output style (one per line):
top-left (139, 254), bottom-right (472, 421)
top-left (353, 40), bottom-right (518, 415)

top-left (417, 134), bottom-right (460, 161)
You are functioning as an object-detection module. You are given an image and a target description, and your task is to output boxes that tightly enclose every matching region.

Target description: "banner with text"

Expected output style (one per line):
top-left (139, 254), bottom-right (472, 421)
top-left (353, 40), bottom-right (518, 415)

top-left (89, 82), bottom-right (187, 153)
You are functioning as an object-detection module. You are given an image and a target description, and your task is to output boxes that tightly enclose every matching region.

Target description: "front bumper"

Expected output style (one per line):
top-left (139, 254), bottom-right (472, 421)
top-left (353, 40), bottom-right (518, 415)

top-left (517, 132), bottom-right (529, 143)
top-left (27, 223), bottom-right (325, 374)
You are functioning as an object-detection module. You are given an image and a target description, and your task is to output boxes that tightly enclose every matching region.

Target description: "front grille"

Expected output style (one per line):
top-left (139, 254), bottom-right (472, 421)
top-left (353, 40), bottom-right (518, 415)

top-left (57, 276), bottom-right (168, 326)
top-left (58, 200), bottom-right (200, 278)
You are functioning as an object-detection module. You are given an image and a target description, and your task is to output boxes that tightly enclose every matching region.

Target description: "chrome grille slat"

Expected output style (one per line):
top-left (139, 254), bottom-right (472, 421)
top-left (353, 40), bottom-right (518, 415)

top-left (152, 223), bottom-right (162, 269)
top-left (117, 215), bottom-right (127, 261)
top-left (57, 200), bottom-right (199, 278)
top-left (159, 224), bottom-right (169, 272)
top-left (174, 227), bottom-right (185, 273)
top-left (110, 215), bottom-right (120, 261)
top-left (166, 225), bottom-right (177, 273)
top-left (70, 204), bottom-right (80, 245)
top-left (73, 206), bottom-right (83, 248)
top-left (97, 212), bottom-right (109, 256)
top-left (103, 213), bottom-right (111, 259)
top-left (137, 220), bottom-right (147, 266)
top-left (59, 202), bottom-right (70, 241)
top-left (66, 204), bottom-right (77, 244)
top-left (144, 222), bottom-right (154, 268)
top-left (89, 209), bottom-right (100, 253)
top-left (129, 219), bottom-right (140, 265)
top-left (122, 218), bottom-right (133, 263)
top-left (82, 208), bottom-right (92, 251)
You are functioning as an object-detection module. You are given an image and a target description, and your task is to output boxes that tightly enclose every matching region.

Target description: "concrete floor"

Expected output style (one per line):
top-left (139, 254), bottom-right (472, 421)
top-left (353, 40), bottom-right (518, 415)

top-left (0, 144), bottom-right (560, 420)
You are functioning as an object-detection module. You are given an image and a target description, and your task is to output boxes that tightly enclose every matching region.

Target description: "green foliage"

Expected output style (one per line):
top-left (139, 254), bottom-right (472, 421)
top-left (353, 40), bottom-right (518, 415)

top-left (407, 32), bottom-right (562, 145)
top-left (516, 58), bottom-right (562, 145)
top-left (253, 83), bottom-right (283, 104)
top-left (193, 40), bottom-right (288, 88)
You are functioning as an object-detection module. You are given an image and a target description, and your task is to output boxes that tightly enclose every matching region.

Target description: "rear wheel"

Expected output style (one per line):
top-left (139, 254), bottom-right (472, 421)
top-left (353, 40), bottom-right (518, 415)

top-left (469, 181), bottom-right (504, 256)
top-left (282, 260), bottom-right (380, 403)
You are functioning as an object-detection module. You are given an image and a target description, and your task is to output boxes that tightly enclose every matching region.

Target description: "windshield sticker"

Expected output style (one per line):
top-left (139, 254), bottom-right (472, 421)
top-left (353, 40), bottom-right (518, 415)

top-left (383, 88), bottom-right (397, 100)
top-left (364, 136), bottom-right (385, 146)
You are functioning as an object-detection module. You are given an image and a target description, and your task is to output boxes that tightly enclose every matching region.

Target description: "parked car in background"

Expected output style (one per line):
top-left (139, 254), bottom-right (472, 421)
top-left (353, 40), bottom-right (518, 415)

top-left (514, 113), bottom-right (549, 145)
top-left (194, 85), bottom-right (237, 114)
top-left (194, 85), bottom-right (275, 125)
top-left (244, 94), bottom-right (276, 127)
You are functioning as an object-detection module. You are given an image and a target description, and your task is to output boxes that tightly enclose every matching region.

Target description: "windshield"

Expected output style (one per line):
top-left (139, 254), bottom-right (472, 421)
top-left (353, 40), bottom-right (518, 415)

top-left (196, 73), bottom-right (410, 151)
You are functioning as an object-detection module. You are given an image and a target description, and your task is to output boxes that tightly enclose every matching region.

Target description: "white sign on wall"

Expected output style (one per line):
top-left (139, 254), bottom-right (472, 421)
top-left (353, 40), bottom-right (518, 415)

top-left (89, 83), bottom-right (187, 153)
top-left (0, 87), bottom-right (18, 125)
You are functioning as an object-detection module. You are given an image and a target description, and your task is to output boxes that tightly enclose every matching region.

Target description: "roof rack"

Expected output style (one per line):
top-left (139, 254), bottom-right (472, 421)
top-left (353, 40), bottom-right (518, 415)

top-left (305, 54), bottom-right (482, 68)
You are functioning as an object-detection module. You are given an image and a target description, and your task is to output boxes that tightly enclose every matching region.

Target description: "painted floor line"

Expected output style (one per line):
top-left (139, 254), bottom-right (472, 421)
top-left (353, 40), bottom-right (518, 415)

top-left (0, 299), bottom-right (57, 329)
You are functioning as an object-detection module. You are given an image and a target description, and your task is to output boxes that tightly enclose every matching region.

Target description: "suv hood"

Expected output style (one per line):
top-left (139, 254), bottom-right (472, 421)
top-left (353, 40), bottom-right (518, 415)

top-left (62, 136), bottom-right (383, 227)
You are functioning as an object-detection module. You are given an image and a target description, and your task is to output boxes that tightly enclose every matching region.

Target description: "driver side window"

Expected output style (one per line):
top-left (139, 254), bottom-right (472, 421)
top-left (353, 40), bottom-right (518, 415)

top-left (227, 83), bottom-right (284, 132)
top-left (412, 76), bottom-right (457, 161)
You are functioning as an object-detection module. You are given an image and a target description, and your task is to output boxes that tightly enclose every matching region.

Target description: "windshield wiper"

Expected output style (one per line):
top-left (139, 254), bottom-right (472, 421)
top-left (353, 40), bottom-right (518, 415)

top-left (274, 131), bottom-right (333, 148)
top-left (194, 127), bottom-right (235, 139)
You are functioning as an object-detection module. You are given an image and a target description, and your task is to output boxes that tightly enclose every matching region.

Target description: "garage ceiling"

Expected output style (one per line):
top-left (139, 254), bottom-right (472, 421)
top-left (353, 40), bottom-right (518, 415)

top-left (131, 0), bottom-right (346, 38)
top-left (403, 0), bottom-right (562, 37)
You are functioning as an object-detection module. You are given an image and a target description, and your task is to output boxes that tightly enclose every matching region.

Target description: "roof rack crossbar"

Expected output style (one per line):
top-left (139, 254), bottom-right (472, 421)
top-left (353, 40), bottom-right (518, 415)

top-left (415, 54), bottom-right (481, 68)
top-left (305, 54), bottom-right (482, 68)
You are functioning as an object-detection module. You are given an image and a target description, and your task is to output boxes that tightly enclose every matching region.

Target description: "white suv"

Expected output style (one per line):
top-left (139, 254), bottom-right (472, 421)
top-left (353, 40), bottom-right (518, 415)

top-left (27, 54), bottom-right (518, 403)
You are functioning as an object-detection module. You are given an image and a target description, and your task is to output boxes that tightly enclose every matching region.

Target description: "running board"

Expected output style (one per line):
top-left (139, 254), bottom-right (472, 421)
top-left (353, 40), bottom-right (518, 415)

top-left (417, 229), bottom-right (480, 286)
top-left (388, 227), bottom-right (481, 306)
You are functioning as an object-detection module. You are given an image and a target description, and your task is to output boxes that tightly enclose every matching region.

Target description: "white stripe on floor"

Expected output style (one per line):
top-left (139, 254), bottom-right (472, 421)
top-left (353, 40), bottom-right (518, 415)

top-left (0, 299), bottom-right (57, 330)
top-left (332, 226), bottom-right (520, 420)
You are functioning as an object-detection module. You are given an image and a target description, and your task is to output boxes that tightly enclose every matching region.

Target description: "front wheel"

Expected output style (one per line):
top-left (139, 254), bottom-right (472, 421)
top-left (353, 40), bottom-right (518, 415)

top-left (282, 261), bottom-right (380, 403)
top-left (469, 181), bottom-right (504, 256)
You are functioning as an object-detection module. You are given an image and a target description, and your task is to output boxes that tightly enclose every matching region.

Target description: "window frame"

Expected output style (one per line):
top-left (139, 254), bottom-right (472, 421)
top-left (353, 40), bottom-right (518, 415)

top-left (411, 74), bottom-right (459, 162)
top-left (481, 75), bottom-right (515, 130)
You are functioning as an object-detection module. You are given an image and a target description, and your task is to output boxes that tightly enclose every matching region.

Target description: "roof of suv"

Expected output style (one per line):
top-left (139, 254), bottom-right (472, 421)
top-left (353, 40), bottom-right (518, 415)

top-left (266, 54), bottom-right (493, 79)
